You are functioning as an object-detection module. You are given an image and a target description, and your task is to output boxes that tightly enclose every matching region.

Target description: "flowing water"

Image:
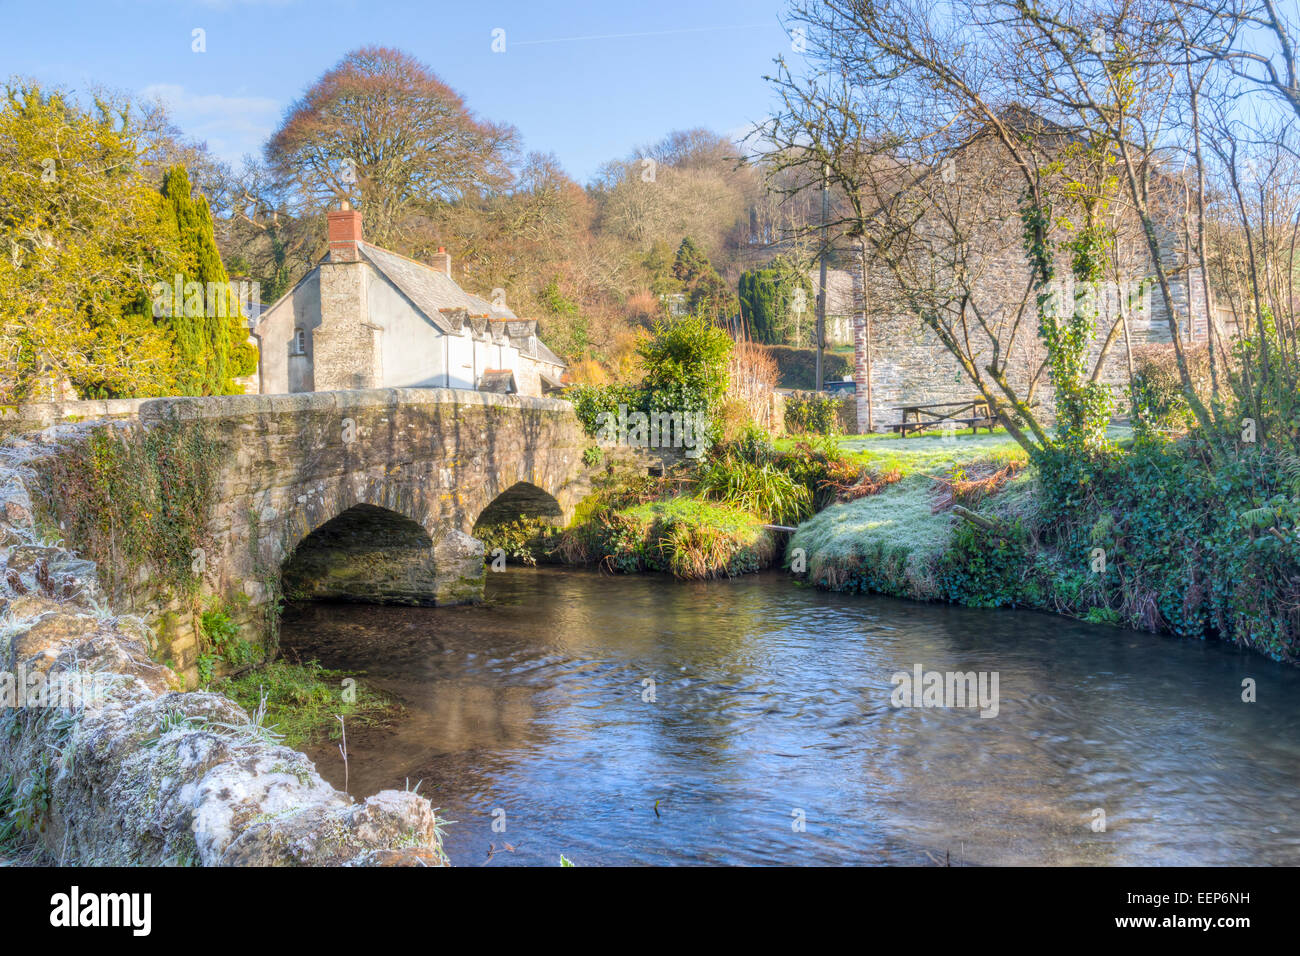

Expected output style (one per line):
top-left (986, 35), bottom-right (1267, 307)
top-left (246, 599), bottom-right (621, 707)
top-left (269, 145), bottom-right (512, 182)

top-left (283, 567), bottom-right (1300, 866)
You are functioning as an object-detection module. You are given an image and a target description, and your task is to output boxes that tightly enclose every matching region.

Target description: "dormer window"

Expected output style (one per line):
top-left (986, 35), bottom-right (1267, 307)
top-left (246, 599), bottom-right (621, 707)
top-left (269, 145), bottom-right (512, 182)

top-left (292, 327), bottom-right (307, 356)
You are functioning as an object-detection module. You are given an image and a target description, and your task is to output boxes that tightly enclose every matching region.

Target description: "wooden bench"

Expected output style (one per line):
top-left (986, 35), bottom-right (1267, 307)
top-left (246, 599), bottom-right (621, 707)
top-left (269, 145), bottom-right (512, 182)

top-left (889, 399), bottom-right (997, 438)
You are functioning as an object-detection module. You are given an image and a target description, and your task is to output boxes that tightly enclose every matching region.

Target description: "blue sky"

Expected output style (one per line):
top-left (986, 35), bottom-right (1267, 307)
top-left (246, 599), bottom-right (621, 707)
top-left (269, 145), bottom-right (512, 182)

top-left (0, 0), bottom-right (794, 184)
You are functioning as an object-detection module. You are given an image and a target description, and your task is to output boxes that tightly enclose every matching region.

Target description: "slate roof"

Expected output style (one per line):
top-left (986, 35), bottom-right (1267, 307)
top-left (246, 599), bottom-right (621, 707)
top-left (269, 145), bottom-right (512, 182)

top-left (528, 336), bottom-right (566, 368)
top-left (359, 243), bottom-right (565, 368)
top-left (361, 243), bottom-right (516, 330)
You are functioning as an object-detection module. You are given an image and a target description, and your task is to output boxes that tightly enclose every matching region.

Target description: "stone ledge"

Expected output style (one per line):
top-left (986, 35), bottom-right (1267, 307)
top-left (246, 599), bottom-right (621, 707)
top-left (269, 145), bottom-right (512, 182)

top-left (2, 388), bottom-right (575, 431)
top-left (0, 399), bottom-right (150, 433)
top-left (139, 388), bottom-right (574, 422)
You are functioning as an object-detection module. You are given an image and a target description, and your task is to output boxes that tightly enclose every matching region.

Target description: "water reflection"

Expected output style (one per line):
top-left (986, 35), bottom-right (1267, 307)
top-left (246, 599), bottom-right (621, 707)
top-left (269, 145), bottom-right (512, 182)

top-left (283, 567), bottom-right (1300, 866)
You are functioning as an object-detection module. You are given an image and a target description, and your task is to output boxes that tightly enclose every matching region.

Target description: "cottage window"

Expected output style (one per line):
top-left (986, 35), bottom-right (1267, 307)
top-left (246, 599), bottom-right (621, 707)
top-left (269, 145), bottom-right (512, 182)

top-left (292, 327), bottom-right (307, 355)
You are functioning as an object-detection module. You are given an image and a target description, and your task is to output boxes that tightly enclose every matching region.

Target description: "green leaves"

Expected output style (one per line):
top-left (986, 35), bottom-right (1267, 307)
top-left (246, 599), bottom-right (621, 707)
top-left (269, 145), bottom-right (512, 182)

top-left (638, 312), bottom-right (734, 416)
top-left (697, 456), bottom-right (813, 526)
top-left (784, 392), bottom-right (843, 436)
top-left (738, 262), bottom-right (812, 345)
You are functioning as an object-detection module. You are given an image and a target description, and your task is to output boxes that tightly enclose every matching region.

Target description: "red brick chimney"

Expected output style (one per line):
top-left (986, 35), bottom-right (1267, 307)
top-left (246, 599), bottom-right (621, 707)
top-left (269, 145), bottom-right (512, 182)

top-left (430, 246), bottom-right (451, 277)
top-left (327, 201), bottom-right (363, 262)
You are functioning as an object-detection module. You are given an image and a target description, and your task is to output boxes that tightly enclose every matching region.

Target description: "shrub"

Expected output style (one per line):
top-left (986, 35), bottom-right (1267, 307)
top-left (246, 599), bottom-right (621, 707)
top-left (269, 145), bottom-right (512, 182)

top-left (638, 312), bottom-right (733, 419)
top-left (934, 516), bottom-right (1037, 608)
top-left (475, 516), bottom-right (562, 566)
top-left (774, 438), bottom-right (864, 510)
top-left (1130, 343), bottom-right (1212, 436)
top-left (565, 313), bottom-right (733, 456)
top-left (567, 382), bottom-right (642, 435)
top-left (559, 497), bottom-right (774, 579)
top-left (785, 391), bottom-right (844, 436)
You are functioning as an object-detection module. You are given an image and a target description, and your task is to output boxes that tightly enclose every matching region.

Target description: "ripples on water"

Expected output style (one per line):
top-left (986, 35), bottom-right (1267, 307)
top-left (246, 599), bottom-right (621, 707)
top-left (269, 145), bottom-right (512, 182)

top-left (281, 567), bottom-right (1300, 866)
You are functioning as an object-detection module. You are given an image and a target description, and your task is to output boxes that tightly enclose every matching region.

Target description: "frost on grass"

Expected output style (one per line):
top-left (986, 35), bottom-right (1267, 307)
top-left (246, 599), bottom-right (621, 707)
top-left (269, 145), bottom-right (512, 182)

top-left (790, 475), bottom-right (955, 598)
top-left (788, 431), bottom-right (1036, 599)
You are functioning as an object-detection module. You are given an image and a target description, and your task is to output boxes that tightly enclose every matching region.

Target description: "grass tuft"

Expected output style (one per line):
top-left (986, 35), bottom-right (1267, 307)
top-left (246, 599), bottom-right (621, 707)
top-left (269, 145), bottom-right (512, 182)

top-left (217, 661), bottom-right (398, 750)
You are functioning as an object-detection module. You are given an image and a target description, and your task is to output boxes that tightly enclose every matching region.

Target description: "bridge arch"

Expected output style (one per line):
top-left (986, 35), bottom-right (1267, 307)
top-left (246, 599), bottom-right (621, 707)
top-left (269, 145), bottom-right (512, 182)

top-left (23, 388), bottom-right (598, 682)
top-left (473, 481), bottom-right (564, 531)
top-left (281, 503), bottom-right (442, 606)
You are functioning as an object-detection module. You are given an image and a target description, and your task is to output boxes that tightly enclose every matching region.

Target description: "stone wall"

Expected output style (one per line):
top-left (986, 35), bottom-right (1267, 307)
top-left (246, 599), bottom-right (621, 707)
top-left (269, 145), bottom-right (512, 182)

top-left (849, 134), bottom-right (1214, 432)
top-left (21, 389), bottom-right (593, 686)
top-left (0, 398), bottom-right (149, 439)
top-left (0, 438), bottom-right (448, 866)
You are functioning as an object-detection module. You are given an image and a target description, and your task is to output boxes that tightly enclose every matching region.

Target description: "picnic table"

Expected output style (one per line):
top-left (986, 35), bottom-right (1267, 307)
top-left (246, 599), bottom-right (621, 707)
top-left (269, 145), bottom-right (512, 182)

top-left (889, 399), bottom-right (996, 438)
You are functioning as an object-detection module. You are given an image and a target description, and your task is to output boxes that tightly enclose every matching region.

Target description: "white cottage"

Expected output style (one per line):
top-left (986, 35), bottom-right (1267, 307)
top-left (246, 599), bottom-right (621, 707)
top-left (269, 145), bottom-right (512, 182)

top-left (252, 203), bottom-right (566, 397)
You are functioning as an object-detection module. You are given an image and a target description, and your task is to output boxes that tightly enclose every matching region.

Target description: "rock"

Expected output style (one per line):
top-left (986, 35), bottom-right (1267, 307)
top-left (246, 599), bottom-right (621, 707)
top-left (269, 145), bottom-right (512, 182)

top-left (0, 444), bottom-right (450, 868)
top-left (1, 497), bottom-right (32, 531)
top-left (4, 611), bottom-right (100, 675)
top-left (219, 791), bottom-right (448, 867)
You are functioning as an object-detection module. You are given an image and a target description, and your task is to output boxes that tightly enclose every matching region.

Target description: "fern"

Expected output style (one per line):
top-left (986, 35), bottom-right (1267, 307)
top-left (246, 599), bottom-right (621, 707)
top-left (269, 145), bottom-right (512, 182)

top-left (1238, 507), bottom-right (1278, 530)
top-left (1276, 453), bottom-right (1300, 498)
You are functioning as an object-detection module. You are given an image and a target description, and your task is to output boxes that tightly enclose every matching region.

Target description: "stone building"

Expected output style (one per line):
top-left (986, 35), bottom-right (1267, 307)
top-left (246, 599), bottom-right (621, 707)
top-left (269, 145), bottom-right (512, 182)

top-left (849, 123), bottom-right (1232, 432)
top-left (809, 269), bottom-right (857, 347)
top-left (253, 204), bottom-right (566, 397)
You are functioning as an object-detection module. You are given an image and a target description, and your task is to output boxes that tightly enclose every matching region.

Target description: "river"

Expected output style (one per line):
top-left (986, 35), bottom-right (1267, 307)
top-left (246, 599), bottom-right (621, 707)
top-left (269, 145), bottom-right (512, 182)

top-left (283, 566), bottom-right (1300, 866)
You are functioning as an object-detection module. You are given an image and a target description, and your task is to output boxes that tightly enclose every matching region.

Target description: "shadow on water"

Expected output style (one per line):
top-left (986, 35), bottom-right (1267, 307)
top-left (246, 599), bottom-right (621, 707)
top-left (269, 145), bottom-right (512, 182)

top-left (281, 567), bottom-right (1300, 866)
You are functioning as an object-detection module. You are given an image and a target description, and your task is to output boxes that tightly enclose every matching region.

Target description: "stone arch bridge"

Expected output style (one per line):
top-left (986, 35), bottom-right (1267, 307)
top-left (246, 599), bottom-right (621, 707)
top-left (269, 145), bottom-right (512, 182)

top-left (15, 388), bottom-right (608, 683)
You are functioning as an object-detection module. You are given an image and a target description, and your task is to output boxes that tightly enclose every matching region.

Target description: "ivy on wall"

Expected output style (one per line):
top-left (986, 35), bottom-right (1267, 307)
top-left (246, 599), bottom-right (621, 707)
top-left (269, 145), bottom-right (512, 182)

top-left (34, 420), bottom-right (224, 599)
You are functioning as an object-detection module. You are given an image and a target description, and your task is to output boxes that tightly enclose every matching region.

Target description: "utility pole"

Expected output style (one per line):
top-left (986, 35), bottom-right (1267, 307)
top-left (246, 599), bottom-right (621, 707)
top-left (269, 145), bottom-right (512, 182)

top-left (857, 238), bottom-right (874, 432)
top-left (816, 163), bottom-right (829, 391)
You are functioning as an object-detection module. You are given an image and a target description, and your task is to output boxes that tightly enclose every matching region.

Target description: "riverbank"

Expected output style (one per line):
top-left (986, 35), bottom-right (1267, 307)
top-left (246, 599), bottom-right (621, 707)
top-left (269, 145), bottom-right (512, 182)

top-left (478, 430), bottom-right (856, 580)
top-left (511, 422), bottom-right (1300, 665)
top-left (790, 428), bottom-right (1300, 663)
top-left (0, 432), bottom-right (451, 866)
top-left (790, 430), bottom-right (1032, 599)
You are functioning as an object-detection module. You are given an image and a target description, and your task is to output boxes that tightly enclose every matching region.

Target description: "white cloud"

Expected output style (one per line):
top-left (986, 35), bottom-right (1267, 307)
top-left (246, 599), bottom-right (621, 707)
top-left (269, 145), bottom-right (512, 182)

top-left (140, 83), bottom-right (280, 163)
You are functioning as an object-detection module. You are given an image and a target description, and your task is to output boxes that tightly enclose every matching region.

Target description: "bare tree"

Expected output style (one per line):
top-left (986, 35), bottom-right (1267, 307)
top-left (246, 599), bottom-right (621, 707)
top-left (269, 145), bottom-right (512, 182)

top-left (266, 46), bottom-right (519, 251)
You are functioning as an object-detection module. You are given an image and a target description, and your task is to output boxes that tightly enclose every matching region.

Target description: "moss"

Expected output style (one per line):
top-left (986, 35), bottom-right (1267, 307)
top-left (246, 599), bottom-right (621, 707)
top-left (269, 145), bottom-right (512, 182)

top-left (268, 761), bottom-right (316, 788)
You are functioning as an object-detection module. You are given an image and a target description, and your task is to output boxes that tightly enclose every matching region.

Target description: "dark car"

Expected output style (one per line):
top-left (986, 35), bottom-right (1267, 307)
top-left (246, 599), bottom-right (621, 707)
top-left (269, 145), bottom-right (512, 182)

top-left (824, 379), bottom-right (856, 395)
